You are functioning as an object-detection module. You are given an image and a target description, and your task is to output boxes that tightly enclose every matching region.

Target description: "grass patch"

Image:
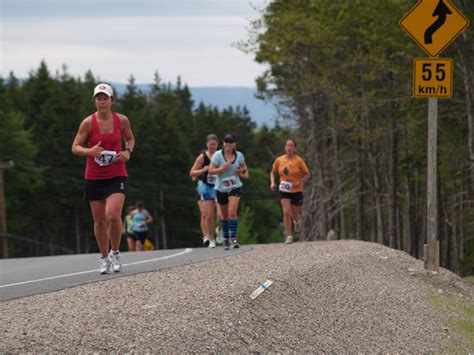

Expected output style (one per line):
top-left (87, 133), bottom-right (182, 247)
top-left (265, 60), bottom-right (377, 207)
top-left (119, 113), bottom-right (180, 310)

top-left (447, 318), bottom-right (474, 344)
top-left (428, 290), bottom-right (474, 351)
top-left (464, 276), bottom-right (474, 287)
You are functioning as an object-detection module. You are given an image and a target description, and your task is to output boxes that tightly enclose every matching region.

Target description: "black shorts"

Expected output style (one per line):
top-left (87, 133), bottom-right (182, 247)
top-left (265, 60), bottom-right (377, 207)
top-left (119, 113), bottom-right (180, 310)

top-left (280, 191), bottom-right (303, 206)
top-left (84, 176), bottom-right (127, 201)
top-left (132, 231), bottom-right (147, 243)
top-left (216, 188), bottom-right (242, 205)
top-left (124, 232), bottom-right (134, 239)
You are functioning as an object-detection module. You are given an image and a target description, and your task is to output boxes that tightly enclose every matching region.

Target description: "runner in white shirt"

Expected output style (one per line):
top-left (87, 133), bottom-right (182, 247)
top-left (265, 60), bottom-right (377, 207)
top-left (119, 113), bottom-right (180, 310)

top-left (208, 134), bottom-right (249, 250)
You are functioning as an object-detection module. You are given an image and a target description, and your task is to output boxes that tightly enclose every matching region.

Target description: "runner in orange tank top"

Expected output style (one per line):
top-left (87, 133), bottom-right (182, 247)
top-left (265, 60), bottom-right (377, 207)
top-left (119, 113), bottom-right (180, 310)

top-left (270, 139), bottom-right (310, 244)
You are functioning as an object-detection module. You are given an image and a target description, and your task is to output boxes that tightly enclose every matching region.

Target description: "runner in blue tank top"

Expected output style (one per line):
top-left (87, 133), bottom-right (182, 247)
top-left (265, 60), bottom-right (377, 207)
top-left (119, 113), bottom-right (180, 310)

top-left (208, 134), bottom-right (249, 250)
top-left (131, 201), bottom-right (153, 251)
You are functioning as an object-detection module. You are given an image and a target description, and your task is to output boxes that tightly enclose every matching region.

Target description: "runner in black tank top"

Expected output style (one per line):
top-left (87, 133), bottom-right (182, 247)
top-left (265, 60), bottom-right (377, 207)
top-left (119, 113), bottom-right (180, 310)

top-left (189, 134), bottom-right (219, 248)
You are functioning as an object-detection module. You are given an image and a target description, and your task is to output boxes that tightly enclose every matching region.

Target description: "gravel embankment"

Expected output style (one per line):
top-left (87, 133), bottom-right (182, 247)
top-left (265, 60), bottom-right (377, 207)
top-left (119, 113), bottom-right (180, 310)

top-left (1, 240), bottom-right (472, 352)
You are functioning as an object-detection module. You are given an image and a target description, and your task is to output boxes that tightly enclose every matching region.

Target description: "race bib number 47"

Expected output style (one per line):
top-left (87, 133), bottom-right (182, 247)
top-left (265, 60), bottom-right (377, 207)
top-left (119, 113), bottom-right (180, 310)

top-left (94, 150), bottom-right (117, 167)
top-left (279, 181), bottom-right (293, 192)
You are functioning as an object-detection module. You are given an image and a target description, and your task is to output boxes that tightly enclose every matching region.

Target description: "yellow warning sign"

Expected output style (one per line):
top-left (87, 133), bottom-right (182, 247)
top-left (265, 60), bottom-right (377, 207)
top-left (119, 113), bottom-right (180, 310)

top-left (400, 0), bottom-right (469, 57)
top-left (413, 58), bottom-right (453, 98)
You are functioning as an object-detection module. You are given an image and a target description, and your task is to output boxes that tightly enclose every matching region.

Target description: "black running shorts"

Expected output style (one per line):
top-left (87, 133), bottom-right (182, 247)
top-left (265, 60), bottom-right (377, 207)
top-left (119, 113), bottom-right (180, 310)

top-left (84, 176), bottom-right (127, 201)
top-left (132, 231), bottom-right (147, 244)
top-left (279, 191), bottom-right (303, 206)
top-left (216, 188), bottom-right (242, 205)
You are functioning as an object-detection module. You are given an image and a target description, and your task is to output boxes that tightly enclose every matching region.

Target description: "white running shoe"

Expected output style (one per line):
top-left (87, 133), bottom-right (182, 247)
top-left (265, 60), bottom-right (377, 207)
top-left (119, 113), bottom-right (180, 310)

top-left (293, 219), bottom-right (301, 233)
top-left (285, 235), bottom-right (293, 244)
top-left (203, 236), bottom-right (210, 247)
top-left (209, 239), bottom-right (216, 248)
top-left (99, 256), bottom-right (111, 274)
top-left (109, 251), bottom-right (122, 273)
top-left (215, 227), bottom-right (224, 245)
top-left (231, 238), bottom-right (240, 249)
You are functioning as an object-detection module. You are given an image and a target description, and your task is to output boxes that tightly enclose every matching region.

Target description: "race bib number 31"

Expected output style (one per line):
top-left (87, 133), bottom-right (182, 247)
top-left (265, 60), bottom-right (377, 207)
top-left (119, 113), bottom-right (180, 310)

top-left (222, 176), bottom-right (238, 190)
top-left (94, 150), bottom-right (117, 167)
top-left (279, 181), bottom-right (293, 192)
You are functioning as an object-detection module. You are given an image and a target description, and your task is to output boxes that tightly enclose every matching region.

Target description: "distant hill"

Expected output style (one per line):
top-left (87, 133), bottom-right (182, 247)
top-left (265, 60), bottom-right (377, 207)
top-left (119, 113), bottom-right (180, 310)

top-left (113, 84), bottom-right (279, 127)
top-left (190, 87), bottom-right (278, 127)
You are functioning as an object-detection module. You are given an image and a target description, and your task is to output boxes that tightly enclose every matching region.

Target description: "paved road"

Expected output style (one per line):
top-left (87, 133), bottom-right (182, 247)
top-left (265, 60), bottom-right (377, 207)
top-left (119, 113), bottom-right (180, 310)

top-left (0, 246), bottom-right (250, 301)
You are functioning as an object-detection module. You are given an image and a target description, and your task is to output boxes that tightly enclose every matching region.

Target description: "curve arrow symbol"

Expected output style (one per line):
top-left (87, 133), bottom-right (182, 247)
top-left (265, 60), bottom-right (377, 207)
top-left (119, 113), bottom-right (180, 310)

top-left (424, 0), bottom-right (452, 44)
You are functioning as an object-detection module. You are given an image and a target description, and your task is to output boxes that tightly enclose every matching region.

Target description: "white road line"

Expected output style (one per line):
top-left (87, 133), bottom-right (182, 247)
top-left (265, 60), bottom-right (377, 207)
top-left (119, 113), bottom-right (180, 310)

top-left (0, 248), bottom-right (193, 289)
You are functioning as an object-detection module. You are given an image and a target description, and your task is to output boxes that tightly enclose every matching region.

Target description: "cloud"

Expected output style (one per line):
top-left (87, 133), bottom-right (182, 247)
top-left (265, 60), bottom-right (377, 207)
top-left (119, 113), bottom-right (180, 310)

top-left (2, 0), bottom-right (266, 18)
top-left (1, 14), bottom-right (262, 86)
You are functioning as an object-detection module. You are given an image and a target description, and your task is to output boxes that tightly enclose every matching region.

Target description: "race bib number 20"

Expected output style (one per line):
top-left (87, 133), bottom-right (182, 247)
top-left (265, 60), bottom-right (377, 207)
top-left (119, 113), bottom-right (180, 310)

top-left (279, 181), bottom-right (293, 192)
top-left (94, 150), bottom-right (117, 167)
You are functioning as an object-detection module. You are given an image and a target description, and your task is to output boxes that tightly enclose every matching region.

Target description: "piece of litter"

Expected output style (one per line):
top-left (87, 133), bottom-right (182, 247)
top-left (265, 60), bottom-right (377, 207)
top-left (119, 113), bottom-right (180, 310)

top-left (142, 304), bottom-right (159, 309)
top-left (250, 280), bottom-right (273, 299)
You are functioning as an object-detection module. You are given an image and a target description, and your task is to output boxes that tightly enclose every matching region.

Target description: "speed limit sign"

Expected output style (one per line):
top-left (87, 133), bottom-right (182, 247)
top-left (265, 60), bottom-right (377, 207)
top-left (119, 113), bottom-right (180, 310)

top-left (413, 58), bottom-right (453, 98)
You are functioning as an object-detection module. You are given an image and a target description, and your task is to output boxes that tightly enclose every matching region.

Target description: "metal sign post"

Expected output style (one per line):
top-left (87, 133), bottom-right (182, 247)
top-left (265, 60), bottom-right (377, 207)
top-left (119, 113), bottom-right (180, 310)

top-left (0, 161), bottom-right (15, 258)
top-left (425, 98), bottom-right (439, 272)
top-left (400, 0), bottom-right (469, 272)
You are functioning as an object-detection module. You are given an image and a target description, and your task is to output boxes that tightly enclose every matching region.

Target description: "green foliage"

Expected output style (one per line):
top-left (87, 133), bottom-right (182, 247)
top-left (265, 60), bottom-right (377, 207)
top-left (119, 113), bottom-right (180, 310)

top-left (0, 109), bottom-right (42, 233)
top-left (460, 239), bottom-right (474, 276)
top-left (243, 167), bottom-right (282, 244)
top-left (1, 61), bottom-right (289, 257)
top-left (243, 0), bottom-right (474, 272)
top-left (236, 205), bottom-right (256, 245)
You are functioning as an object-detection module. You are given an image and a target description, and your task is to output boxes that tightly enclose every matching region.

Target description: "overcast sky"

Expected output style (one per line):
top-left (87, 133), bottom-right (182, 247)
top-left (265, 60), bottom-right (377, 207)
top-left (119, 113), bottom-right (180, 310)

top-left (0, 0), bottom-right (268, 87)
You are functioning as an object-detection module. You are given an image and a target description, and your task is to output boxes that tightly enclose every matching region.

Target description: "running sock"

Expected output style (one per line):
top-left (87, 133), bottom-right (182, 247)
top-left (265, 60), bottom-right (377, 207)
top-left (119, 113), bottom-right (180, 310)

top-left (112, 250), bottom-right (119, 255)
top-left (229, 219), bottom-right (238, 239)
top-left (222, 220), bottom-right (229, 239)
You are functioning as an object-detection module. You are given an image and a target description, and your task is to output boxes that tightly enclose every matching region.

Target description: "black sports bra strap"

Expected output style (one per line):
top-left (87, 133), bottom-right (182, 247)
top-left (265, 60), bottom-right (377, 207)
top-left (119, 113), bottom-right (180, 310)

top-left (202, 152), bottom-right (210, 167)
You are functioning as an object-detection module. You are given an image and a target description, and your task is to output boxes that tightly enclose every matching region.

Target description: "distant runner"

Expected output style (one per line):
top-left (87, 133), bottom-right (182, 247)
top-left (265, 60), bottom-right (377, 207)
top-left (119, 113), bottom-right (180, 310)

top-left (71, 83), bottom-right (135, 273)
top-left (123, 205), bottom-right (136, 251)
top-left (270, 139), bottom-right (310, 244)
top-left (209, 134), bottom-right (249, 250)
top-left (189, 134), bottom-right (219, 248)
top-left (131, 201), bottom-right (154, 251)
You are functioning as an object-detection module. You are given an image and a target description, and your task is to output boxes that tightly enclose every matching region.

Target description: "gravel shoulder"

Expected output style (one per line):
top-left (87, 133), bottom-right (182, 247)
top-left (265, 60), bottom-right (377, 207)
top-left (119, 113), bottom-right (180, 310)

top-left (1, 240), bottom-right (473, 353)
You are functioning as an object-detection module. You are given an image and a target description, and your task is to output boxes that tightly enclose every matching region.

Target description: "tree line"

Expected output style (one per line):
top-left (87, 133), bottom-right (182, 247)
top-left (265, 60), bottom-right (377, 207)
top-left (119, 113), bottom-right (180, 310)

top-left (0, 62), bottom-right (291, 258)
top-left (242, 0), bottom-right (473, 275)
